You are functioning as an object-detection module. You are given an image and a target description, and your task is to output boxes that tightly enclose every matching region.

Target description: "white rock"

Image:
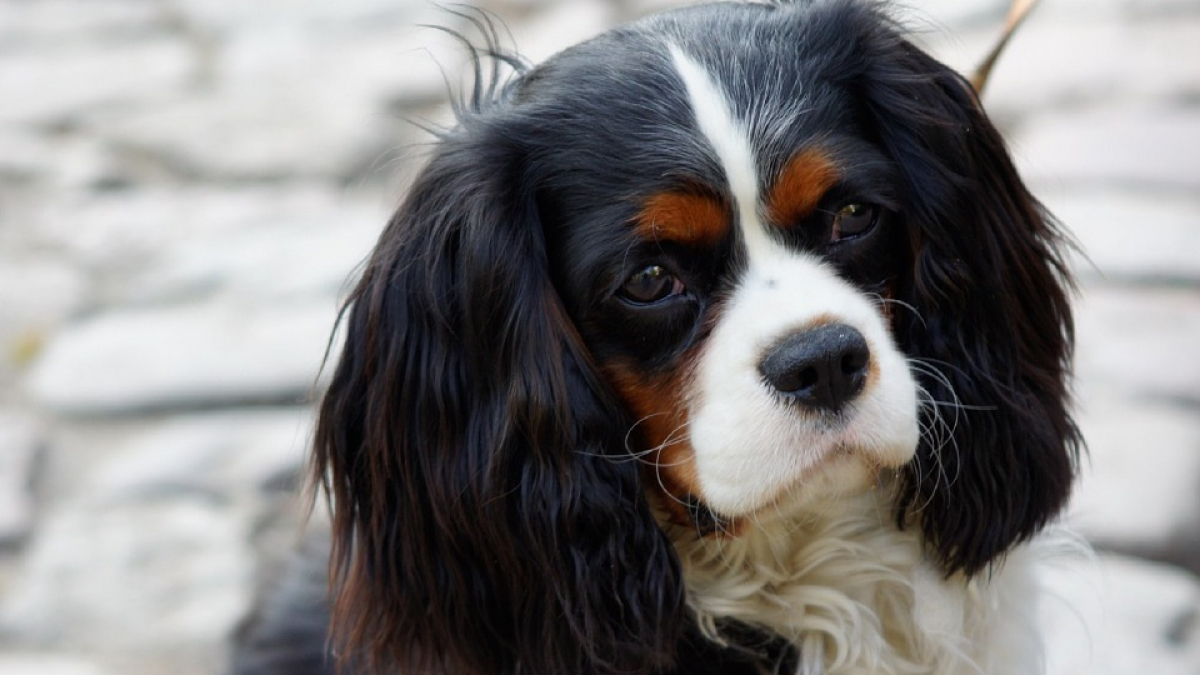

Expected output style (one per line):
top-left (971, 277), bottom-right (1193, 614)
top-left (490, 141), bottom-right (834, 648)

top-left (925, 15), bottom-right (1200, 109)
top-left (109, 196), bottom-right (383, 307)
top-left (88, 408), bottom-right (313, 500)
top-left (0, 39), bottom-right (193, 125)
top-left (623, 0), bottom-right (702, 20)
top-left (986, 19), bottom-right (1200, 114)
top-left (0, 499), bottom-right (252, 651)
top-left (170, 0), bottom-right (436, 35)
top-left (1070, 386), bottom-right (1200, 549)
top-left (82, 8), bottom-right (471, 183)
top-left (0, 256), bottom-right (89, 379)
top-left (88, 84), bottom-right (381, 182)
top-left (20, 184), bottom-right (387, 306)
top-left (26, 299), bottom-right (340, 415)
top-left (23, 185), bottom-right (354, 262)
top-left (1038, 0), bottom-right (1200, 19)
top-left (1041, 553), bottom-right (1200, 675)
top-left (901, 0), bottom-right (1001, 30)
top-left (0, 130), bottom-right (129, 193)
top-left (0, 412), bottom-right (41, 543)
top-left (507, 0), bottom-right (618, 64)
top-left (1014, 107), bottom-right (1200, 190)
top-left (218, 21), bottom-right (453, 106)
top-left (1074, 285), bottom-right (1200, 402)
top-left (0, 130), bottom-right (57, 184)
top-left (1050, 188), bottom-right (1200, 284)
top-left (0, 653), bottom-right (108, 675)
top-left (0, 0), bottom-right (164, 48)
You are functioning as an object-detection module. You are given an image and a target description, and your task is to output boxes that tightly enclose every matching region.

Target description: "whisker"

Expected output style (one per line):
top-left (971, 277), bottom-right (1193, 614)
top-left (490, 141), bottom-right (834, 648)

top-left (868, 294), bottom-right (926, 328)
top-left (906, 363), bottom-right (967, 510)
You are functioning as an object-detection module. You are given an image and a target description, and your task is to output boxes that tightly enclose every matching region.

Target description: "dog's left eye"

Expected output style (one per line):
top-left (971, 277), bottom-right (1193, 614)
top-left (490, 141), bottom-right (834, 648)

top-left (830, 202), bottom-right (880, 242)
top-left (618, 265), bottom-right (685, 304)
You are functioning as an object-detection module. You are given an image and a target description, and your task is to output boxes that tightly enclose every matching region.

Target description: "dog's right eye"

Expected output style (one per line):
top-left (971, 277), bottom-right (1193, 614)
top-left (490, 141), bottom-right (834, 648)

top-left (618, 265), bottom-right (685, 305)
top-left (828, 202), bottom-right (881, 243)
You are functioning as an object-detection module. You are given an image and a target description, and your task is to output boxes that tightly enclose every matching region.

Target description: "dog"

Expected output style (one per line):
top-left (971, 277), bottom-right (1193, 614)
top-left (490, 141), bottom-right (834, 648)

top-left (233, 1), bottom-right (1080, 673)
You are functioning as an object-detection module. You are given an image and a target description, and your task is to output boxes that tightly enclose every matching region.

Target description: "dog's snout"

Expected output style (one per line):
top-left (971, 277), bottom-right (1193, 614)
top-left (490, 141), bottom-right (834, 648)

top-left (759, 324), bottom-right (870, 411)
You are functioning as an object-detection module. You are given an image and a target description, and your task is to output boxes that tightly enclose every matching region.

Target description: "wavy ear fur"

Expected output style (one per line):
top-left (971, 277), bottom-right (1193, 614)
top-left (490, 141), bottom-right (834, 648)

top-left (313, 107), bottom-right (685, 673)
top-left (860, 27), bottom-right (1081, 576)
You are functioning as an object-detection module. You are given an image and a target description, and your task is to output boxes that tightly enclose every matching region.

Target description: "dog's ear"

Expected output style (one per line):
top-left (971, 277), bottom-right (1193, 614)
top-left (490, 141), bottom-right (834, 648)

top-left (314, 114), bottom-right (685, 674)
top-left (860, 32), bottom-right (1081, 576)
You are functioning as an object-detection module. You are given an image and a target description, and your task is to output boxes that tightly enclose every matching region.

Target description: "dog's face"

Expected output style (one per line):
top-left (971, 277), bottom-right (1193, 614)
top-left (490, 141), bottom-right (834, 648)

top-left (534, 26), bottom-right (924, 525)
top-left (314, 2), bottom-right (1079, 674)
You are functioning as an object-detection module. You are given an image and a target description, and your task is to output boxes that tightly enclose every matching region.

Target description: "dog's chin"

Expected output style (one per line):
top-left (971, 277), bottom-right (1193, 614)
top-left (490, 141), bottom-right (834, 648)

top-left (705, 443), bottom-right (915, 529)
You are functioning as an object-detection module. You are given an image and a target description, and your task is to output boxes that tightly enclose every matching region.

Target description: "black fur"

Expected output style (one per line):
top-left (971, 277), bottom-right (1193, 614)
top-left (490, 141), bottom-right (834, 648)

top-left (852, 29), bottom-right (1081, 575)
top-left (232, 532), bottom-right (337, 675)
top-left (314, 105), bottom-right (688, 673)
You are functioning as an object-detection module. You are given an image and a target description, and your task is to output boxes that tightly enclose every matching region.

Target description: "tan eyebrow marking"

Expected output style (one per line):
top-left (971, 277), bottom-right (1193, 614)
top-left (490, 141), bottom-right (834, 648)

top-left (767, 148), bottom-right (841, 227)
top-left (635, 191), bottom-right (729, 247)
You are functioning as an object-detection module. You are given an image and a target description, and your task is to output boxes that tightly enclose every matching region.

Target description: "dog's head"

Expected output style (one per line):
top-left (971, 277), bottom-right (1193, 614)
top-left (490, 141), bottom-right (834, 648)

top-left (314, 2), bottom-right (1079, 673)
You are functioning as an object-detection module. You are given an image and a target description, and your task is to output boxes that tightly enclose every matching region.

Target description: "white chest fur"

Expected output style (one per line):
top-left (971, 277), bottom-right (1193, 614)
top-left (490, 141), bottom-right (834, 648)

top-left (666, 490), bottom-right (1046, 675)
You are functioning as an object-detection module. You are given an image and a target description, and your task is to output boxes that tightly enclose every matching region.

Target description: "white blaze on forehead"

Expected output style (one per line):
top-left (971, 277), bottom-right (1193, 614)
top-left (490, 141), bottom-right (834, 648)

top-left (667, 46), bottom-right (774, 261)
top-left (666, 44), bottom-right (920, 517)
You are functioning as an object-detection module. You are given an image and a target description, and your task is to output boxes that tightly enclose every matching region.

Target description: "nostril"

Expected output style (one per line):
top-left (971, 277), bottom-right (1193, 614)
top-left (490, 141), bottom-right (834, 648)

top-left (841, 347), bottom-right (869, 376)
top-left (774, 365), bottom-right (819, 394)
top-left (797, 366), bottom-right (820, 390)
top-left (759, 324), bottom-right (871, 411)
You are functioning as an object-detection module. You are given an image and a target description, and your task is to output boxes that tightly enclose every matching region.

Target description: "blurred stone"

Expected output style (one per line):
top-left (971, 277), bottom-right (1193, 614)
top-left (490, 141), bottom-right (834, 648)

top-left (507, 0), bottom-right (618, 63)
top-left (0, 412), bottom-right (41, 544)
top-left (88, 87), bottom-right (382, 183)
top-left (1074, 285), bottom-right (1200, 403)
top-left (26, 299), bottom-right (339, 415)
top-left (1, 499), bottom-right (252, 651)
top-left (1015, 107), bottom-right (1200, 190)
top-left (1070, 386), bottom-right (1200, 555)
top-left (0, 130), bottom-right (130, 193)
top-left (169, 0), bottom-right (434, 35)
top-left (0, 256), bottom-right (89, 387)
top-left (22, 184), bottom-right (377, 272)
top-left (88, 408), bottom-right (312, 500)
top-left (618, 0), bottom-right (696, 20)
top-left (81, 10), bottom-right (468, 184)
top-left (0, 653), bottom-right (108, 675)
top-left (900, 0), bottom-right (1001, 29)
top-left (1041, 553), bottom-right (1200, 675)
top-left (1043, 0), bottom-right (1200, 20)
top-left (14, 184), bottom-right (386, 322)
top-left (983, 19), bottom-right (1200, 114)
top-left (109, 196), bottom-right (383, 307)
top-left (0, 39), bottom-right (193, 125)
top-left (0, 129), bottom-right (54, 186)
top-left (1051, 187), bottom-right (1200, 284)
top-left (0, 0), bottom-right (167, 48)
top-left (218, 20), bottom-right (453, 105)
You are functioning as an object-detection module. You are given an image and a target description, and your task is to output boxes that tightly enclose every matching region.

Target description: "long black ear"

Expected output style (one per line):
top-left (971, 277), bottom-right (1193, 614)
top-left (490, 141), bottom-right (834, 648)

top-left (861, 31), bottom-right (1081, 576)
top-left (313, 109), bottom-right (685, 673)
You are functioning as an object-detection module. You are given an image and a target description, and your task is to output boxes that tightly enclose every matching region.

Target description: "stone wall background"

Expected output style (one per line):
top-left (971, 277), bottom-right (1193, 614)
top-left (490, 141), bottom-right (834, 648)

top-left (0, 1), bottom-right (1197, 673)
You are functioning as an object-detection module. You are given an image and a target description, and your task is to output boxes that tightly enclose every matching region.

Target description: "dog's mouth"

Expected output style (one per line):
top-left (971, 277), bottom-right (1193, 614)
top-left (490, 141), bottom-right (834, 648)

top-left (673, 442), bottom-right (909, 537)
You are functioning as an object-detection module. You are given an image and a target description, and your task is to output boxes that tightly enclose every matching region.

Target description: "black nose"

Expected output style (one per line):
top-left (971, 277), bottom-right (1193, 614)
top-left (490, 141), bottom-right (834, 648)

top-left (758, 324), bottom-right (871, 411)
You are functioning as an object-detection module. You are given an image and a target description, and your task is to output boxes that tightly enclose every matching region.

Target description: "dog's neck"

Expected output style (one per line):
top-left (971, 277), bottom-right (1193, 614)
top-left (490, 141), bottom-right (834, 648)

top-left (658, 485), bottom-right (1044, 675)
